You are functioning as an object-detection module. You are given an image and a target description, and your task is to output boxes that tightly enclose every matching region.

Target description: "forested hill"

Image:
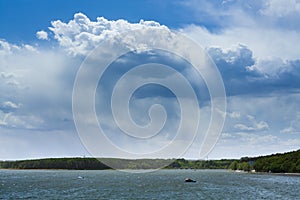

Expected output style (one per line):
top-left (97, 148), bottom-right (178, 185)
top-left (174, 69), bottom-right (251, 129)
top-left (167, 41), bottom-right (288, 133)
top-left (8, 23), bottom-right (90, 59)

top-left (0, 149), bottom-right (299, 172)
top-left (229, 149), bottom-right (300, 173)
top-left (251, 149), bottom-right (300, 173)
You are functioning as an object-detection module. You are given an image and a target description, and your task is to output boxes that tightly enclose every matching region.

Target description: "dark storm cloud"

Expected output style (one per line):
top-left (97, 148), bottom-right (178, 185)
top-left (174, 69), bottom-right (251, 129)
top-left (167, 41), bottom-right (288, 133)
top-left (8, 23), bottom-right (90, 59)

top-left (208, 45), bottom-right (300, 96)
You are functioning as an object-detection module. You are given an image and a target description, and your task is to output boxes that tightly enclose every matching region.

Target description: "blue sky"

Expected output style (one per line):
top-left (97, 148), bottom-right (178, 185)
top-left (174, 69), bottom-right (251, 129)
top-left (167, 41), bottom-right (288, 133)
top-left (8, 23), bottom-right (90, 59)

top-left (0, 0), bottom-right (197, 42)
top-left (0, 0), bottom-right (300, 160)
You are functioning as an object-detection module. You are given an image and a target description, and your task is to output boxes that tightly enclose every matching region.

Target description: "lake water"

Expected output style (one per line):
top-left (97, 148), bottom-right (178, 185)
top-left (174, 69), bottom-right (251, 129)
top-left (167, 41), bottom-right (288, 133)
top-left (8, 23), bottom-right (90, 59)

top-left (1, 169), bottom-right (299, 199)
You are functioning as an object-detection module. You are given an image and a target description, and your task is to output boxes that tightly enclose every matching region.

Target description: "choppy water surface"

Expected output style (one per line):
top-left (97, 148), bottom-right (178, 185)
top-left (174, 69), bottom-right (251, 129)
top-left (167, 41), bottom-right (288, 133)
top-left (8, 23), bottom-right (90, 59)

top-left (1, 169), bottom-right (299, 199)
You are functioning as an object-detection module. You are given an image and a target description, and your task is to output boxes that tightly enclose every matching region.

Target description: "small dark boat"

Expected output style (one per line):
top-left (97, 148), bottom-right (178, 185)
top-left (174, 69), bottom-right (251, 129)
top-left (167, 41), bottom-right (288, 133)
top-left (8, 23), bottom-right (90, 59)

top-left (185, 178), bottom-right (196, 182)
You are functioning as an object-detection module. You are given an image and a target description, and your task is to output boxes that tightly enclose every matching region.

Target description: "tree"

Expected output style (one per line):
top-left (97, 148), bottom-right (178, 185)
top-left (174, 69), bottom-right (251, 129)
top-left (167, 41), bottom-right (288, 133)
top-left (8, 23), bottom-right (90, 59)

top-left (229, 161), bottom-right (238, 170)
top-left (242, 162), bottom-right (251, 172)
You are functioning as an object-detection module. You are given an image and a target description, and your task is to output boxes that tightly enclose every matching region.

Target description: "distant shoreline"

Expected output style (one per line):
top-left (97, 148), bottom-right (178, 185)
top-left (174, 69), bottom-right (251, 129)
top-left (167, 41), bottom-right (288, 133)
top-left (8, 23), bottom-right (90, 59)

top-left (1, 149), bottom-right (299, 173)
top-left (256, 172), bottom-right (300, 177)
top-left (1, 168), bottom-right (300, 177)
top-left (232, 170), bottom-right (300, 177)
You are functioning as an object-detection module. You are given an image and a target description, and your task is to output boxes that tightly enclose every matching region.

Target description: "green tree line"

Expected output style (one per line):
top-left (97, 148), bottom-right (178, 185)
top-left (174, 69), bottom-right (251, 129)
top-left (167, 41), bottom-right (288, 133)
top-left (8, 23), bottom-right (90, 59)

top-left (1, 149), bottom-right (299, 172)
top-left (228, 149), bottom-right (300, 173)
top-left (165, 158), bottom-right (235, 169)
top-left (0, 157), bottom-right (235, 170)
top-left (0, 158), bottom-right (110, 170)
top-left (252, 149), bottom-right (300, 173)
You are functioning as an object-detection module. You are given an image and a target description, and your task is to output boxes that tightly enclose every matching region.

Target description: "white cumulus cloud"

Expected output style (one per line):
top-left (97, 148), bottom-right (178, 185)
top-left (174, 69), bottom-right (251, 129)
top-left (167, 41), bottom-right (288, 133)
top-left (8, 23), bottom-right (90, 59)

top-left (228, 111), bottom-right (241, 119)
top-left (2, 101), bottom-right (20, 109)
top-left (280, 112), bottom-right (300, 134)
top-left (49, 13), bottom-right (171, 56)
top-left (36, 30), bottom-right (48, 40)
top-left (261, 0), bottom-right (300, 17)
top-left (234, 115), bottom-right (269, 131)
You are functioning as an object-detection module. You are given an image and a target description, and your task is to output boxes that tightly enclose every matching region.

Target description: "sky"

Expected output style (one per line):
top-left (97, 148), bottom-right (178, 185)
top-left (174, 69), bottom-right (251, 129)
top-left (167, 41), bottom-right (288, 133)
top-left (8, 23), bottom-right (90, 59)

top-left (0, 0), bottom-right (300, 160)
